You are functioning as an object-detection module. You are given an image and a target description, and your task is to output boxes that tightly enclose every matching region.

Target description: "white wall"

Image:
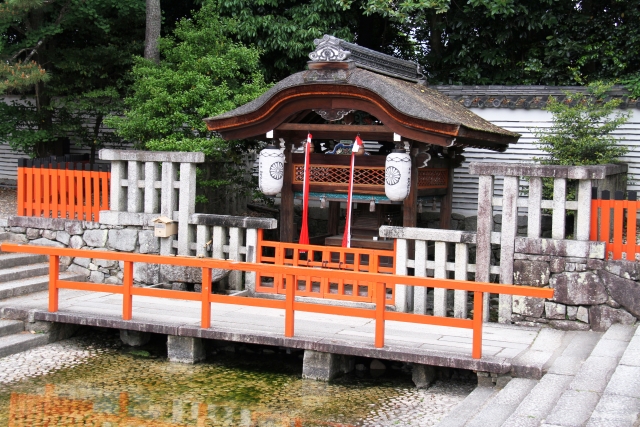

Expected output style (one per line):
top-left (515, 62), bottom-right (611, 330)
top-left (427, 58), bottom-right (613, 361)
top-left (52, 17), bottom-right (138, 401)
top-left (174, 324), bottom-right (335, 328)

top-left (452, 108), bottom-right (640, 216)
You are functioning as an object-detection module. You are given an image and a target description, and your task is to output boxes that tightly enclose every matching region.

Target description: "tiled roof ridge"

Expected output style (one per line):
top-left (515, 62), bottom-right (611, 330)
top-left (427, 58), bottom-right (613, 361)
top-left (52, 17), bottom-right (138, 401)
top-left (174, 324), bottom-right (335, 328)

top-left (435, 85), bottom-right (639, 109)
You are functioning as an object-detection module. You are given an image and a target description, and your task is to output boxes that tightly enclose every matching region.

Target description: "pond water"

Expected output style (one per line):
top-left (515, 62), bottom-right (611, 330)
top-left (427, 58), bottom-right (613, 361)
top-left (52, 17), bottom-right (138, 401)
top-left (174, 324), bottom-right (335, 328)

top-left (0, 330), bottom-right (474, 427)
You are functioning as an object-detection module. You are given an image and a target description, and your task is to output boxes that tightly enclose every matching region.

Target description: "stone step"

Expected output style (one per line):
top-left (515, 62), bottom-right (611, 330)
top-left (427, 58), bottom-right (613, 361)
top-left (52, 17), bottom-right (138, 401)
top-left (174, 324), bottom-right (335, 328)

top-left (0, 271), bottom-right (86, 300)
top-left (0, 319), bottom-right (24, 338)
top-left (0, 331), bottom-right (49, 359)
top-left (502, 331), bottom-right (602, 427)
top-left (435, 386), bottom-right (497, 427)
top-left (464, 378), bottom-right (538, 427)
top-left (585, 325), bottom-right (640, 427)
top-left (542, 324), bottom-right (636, 427)
top-left (0, 262), bottom-right (50, 283)
top-left (0, 253), bottom-right (48, 269)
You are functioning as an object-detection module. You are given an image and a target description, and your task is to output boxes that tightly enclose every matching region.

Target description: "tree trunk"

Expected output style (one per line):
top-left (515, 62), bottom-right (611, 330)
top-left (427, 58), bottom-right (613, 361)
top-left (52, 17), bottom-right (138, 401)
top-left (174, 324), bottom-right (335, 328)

top-left (144, 0), bottom-right (161, 63)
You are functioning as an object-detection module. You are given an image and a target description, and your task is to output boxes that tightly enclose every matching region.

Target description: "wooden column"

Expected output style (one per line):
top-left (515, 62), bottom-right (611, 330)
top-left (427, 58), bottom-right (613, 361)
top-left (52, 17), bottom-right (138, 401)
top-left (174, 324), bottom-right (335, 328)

top-left (327, 201), bottom-right (340, 235)
top-left (438, 152), bottom-right (455, 230)
top-left (280, 143), bottom-right (294, 242)
top-left (403, 154), bottom-right (418, 228)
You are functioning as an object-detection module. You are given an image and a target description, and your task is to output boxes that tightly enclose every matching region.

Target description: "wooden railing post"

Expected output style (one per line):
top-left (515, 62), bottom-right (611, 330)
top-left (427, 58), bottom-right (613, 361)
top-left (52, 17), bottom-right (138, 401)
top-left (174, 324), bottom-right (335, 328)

top-left (472, 291), bottom-right (484, 359)
top-left (49, 255), bottom-right (59, 312)
top-left (285, 273), bottom-right (294, 337)
top-left (201, 267), bottom-right (211, 329)
top-left (375, 281), bottom-right (385, 348)
top-left (123, 261), bottom-right (133, 320)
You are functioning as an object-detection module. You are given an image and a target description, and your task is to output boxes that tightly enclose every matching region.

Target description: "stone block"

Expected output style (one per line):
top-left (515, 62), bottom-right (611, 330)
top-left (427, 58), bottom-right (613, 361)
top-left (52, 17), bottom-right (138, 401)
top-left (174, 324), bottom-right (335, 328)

top-left (26, 321), bottom-right (78, 343)
top-left (464, 216), bottom-right (477, 232)
top-left (549, 320), bottom-right (590, 331)
top-left (586, 259), bottom-right (604, 270)
top-left (55, 230), bottom-right (70, 245)
top-left (133, 262), bottom-right (160, 285)
top-left (412, 364), bottom-right (436, 389)
top-left (167, 335), bottom-right (205, 364)
top-left (577, 306), bottom-right (589, 323)
top-left (567, 305), bottom-right (578, 320)
top-left (605, 260), bottom-right (640, 281)
top-left (59, 256), bottom-right (73, 267)
top-left (64, 221), bottom-right (84, 235)
top-left (589, 305), bottom-right (636, 332)
top-left (9, 227), bottom-right (25, 233)
top-left (83, 229), bottom-right (108, 247)
top-left (8, 216), bottom-right (67, 230)
top-left (69, 235), bottom-right (84, 249)
top-left (120, 330), bottom-right (150, 346)
top-left (160, 265), bottom-right (229, 284)
top-left (95, 258), bottom-right (117, 269)
top-left (108, 229), bottom-right (138, 252)
top-left (105, 276), bottom-right (121, 284)
top-left (29, 238), bottom-right (65, 248)
top-left (550, 258), bottom-right (566, 273)
top-left (42, 230), bottom-right (56, 240)
top-left (513, 260), bottom-right (550, 287)
top-left (89, 263), bottom-right (98, 271)
top-left (599, 270), bottom-right (640, 318)
top-left (90, 271), bottom-right (105, 283)
top-left (550, 271), bottom-right (608, 305)
top-left (67, 264), bottom-right (90, 277)
top-left (545, 302), bottom-right (567, 319)
top-left (514, 237), bottom-right (605, 258)
top-left (138, 230), bottom-right (160, 254)
top-left (73, 257), bottom-right (91, 268)
top-left (302, 350), bottom-right (354, 381)
top-left (0, 232), bottom-right (28, 243)
top-left (26, 228), bottom-right (39, 239)
top-left (512, 296), bottom-right (545, 318)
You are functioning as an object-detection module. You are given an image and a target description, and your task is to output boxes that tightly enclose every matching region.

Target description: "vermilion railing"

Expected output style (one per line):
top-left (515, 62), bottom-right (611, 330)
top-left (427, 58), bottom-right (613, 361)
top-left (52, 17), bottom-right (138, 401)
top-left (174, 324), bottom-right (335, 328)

top-left (256, 229), bottom-right (396, 304)
top-left (0, 243), bottom-right (554, 359)
top-left (590, 189), bottom-right (640, 261)
top-left (16, 158), bottom-right (110, 221)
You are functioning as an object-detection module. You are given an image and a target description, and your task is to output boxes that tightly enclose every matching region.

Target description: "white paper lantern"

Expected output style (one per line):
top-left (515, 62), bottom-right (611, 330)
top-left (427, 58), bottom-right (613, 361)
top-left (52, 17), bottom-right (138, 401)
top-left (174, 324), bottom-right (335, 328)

top-left (385, 149), bottom-right (411, 201)
top-left (258, 145), bottom-right (285, 196)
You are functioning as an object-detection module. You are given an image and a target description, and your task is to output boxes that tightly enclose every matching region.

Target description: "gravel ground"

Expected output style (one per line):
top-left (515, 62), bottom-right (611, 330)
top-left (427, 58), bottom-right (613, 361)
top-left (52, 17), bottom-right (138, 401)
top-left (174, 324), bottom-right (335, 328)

top-left (0, 188), bottom-right (17, 219)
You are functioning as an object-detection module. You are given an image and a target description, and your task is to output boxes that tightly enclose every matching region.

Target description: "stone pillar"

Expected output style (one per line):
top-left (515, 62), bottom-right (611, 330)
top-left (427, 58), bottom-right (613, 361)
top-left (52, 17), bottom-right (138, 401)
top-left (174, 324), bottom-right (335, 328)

top-left (120, 330), bottom-right (151, 347)
top-left (167, 335), bottom-right (206, 364)
top-left (302, 350), bottom-right (354, 381)
top-left (412, 364), bottom-right (436, 389)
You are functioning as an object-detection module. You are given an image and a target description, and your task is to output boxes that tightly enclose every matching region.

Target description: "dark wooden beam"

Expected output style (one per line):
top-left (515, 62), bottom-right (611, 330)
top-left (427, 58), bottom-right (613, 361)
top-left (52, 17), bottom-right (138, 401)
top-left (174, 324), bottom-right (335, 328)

top-left (327, 201), bottom-right (340, 235)
top-left (280, 142), bottom-right (295, 243)
top-left (439, 152), bottom-right (455, 230)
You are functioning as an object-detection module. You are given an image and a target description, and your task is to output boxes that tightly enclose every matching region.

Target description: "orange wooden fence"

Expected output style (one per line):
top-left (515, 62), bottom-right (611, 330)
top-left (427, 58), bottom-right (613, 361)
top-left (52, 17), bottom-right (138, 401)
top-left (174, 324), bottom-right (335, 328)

top-left (256, 229), bottom-right (396, 304)
top-left (590, 189), bottom-right (640, 261)
top-left (17, 158), bottom-right (110, 221)
top-left (0, 243), bottom-right (553, 359)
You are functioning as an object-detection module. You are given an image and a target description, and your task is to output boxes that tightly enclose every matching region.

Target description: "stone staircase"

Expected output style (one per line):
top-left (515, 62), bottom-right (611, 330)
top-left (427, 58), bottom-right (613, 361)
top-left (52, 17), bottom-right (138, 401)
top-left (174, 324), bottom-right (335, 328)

top-left (436, 324), bottom-right (640, 427)
top-left (0, 250), bottom-right (85, 358)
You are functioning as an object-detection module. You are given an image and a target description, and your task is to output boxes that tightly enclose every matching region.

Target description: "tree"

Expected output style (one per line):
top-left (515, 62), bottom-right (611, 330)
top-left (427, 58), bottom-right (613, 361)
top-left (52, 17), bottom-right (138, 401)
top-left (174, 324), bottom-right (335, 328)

top-left (0, 0), bottom-right (146, 158)
top-left (106, 0), bottom-right (270, 211)
top-left (144, 0), bottom-right (161, 63)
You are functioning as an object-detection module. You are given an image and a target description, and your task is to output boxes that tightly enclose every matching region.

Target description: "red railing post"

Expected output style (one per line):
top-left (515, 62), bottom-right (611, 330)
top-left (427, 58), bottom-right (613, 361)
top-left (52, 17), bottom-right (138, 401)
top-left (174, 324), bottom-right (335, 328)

top-left (375, 281), bottom-right (385, 348)
top-left (472, 291), bottom-right (484, 359)
top-left (25, 162), bottom-right (33, 217)
top-left (285, 273), bottom-right (294, 337)
top-left (16, 162), bottom-right (25, 216)
top-left (123, 261), bottom-right (133, 320)
top-left (49, 255), bottom-right (59, 312)
top-left (201, 267), bottom-right (211, 329)
top-left (613, 191), bottom-right (624, 260)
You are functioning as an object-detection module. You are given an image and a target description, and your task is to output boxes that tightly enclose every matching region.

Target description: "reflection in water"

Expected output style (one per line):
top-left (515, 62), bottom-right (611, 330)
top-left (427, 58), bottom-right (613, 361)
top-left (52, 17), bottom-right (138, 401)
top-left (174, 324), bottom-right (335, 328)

top-left (0, 332), bottom-right (473, 427)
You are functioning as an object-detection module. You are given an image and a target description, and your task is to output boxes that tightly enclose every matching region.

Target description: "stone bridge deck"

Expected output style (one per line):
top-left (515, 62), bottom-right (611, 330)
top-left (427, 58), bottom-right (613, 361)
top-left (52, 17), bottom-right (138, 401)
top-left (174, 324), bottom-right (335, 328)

top-left (0, 289), bottom-right (569, 378)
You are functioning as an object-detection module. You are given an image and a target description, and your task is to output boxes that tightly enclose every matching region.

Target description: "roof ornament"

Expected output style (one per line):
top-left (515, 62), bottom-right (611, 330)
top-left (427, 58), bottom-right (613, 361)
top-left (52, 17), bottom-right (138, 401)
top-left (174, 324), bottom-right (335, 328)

top-left (309, 35), bottom-right (351, 62)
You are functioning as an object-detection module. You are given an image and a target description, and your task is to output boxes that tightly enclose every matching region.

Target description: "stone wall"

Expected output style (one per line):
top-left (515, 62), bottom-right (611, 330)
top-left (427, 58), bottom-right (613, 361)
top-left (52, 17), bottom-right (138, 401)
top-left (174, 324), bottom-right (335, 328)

top-left (512, 240), bottom-right (638, 331)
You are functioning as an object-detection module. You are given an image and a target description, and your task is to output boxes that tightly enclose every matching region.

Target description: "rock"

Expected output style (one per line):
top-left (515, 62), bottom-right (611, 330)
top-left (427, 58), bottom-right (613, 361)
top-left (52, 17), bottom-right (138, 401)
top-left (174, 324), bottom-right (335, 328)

top-left (138, 230), bottom-right (160, 254)
top-left (133, 262), bottom-right (160, 285)
top-left (0, 232), bottom-right (28, 243)
top-left (160, 265), bottom-right (230, 283)
top-left (42, 230), bottom-right (56, 240)
top-left (55, 230), bottom-right (70, 245)
top-left (370, 359), bottom-right (386, 371)
top-left (464, 216), bottom-right (477, 232)
top-left (90, 271), bottom-right (105, 283)
top-left (26, 228), bottom-right (40, 240)
top-left (9, 227), bottom-right (26, 233)
top-left (605, 260), bottom-right (640, 281)
top-left (120, 330), bottom-right (150, 347)
top-left (549, 320), bottom-right (590, 331)
top-left (88, 263), bottom-right (98, 271)
top-left (107, 229), bottom-right (138, 252)
top-left (105, 276), bottom-right (121, 285)
top-left (550, 258), bottom-right (566, 273)
top-left (69, 235), bottom-right (84, 249)
top-left (512, 296), bottom-right (545, 318)
top-left (83, 229), bottom-right (108, 247)
top-left (64, 221), bottom-right (84, 235)
top-left (29, 238), bottom-right (65, 248)
top-left (59, 256), bottom-right (73, 267)
top-left (545, 302), bottom-right (566, 319)
top-left (587, 259), bottom-right (604, 270)
top-left (589, 305), bottom-right (636, 332)
top-left (567, 305), bottom-right (578, 320)
top-left (513, 260), bottom-right (550, 287)
top-left (171, 282), bottom-right (188, 291)
top-left (355, 363), bottom-right (366, 371)
top-left (73, 257), bottom-right (91, 268)
top-left (95, 258), bottom-right (117, 269)
top-left (550, 272), bottom-right (608, 305)
top-left (599, 270), bottom-right (640, 318)
top-left (412, 364), bottom-right (436, 389)
top-left (67, 264), bottom-right (90, 277)
top-left (606, 296), bottom-right (622, 309)
top-left (577, 306), bottom-right (589, 323)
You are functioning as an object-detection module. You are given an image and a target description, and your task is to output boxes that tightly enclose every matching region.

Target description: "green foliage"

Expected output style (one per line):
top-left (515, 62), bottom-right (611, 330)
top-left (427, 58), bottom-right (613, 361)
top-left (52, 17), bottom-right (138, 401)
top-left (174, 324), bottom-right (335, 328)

top-left (535, 83), bottom-right (630, 166)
